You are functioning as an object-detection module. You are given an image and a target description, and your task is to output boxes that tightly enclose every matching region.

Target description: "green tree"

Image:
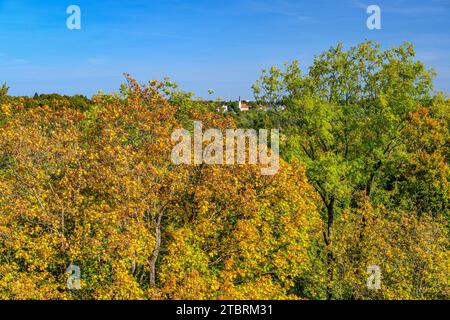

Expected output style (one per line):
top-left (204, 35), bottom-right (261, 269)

top-left (0, 83), bottom-right (9, 102)
top-left (252, 41), bottom-right (449, 299)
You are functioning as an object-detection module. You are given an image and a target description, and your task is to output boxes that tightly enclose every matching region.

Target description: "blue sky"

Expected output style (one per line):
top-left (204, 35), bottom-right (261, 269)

top-left (0, 0), bottom-right (449, 99)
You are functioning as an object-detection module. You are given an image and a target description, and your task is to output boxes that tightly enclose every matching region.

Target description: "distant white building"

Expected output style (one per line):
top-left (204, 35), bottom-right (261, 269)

top-left (217, 98), bottom-right (267, 113)
top-left (238, 97), bottom-right (250, 111)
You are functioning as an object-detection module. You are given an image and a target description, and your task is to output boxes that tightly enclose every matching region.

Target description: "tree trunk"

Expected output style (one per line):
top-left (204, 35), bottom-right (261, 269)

top-left (149, 212), bottom-right (163, 287)
top-left (325, 196), bottom-right (335, 300)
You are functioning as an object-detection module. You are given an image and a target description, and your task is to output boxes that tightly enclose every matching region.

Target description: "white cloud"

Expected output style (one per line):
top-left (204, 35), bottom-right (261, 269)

top-left (87, 57), bottom-right (111, 65)
top-left (0, 58), bottom-right (30, 66)
top-left (244, 0), bottom-right (314, 22)
top-left (351, 0), bottom-right (449, 15)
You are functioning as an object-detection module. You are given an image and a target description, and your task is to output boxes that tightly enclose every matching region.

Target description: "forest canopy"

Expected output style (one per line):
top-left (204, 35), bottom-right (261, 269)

top-left (0, 42), bottom-right (448, 300)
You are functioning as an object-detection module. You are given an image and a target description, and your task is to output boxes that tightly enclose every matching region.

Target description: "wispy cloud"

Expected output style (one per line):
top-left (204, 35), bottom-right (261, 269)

top-left (87, 57), bottom-right (111, 65)
top-left (1, 58), bottom-right (31, 66)
top-left (244, 0), bottom-right (314, 22)
top-left (416, 50), bottom-right (446, 62)
top-left (351, 0), bottom-right (449, 15)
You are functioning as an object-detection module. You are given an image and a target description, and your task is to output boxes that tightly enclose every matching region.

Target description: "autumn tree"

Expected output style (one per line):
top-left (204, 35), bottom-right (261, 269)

top-left (332, 194), bottom-right (449, 300)
top-left (0, 76), bottom-right (322, 300)
top-left (251, 41), bottom-right (449, 299)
